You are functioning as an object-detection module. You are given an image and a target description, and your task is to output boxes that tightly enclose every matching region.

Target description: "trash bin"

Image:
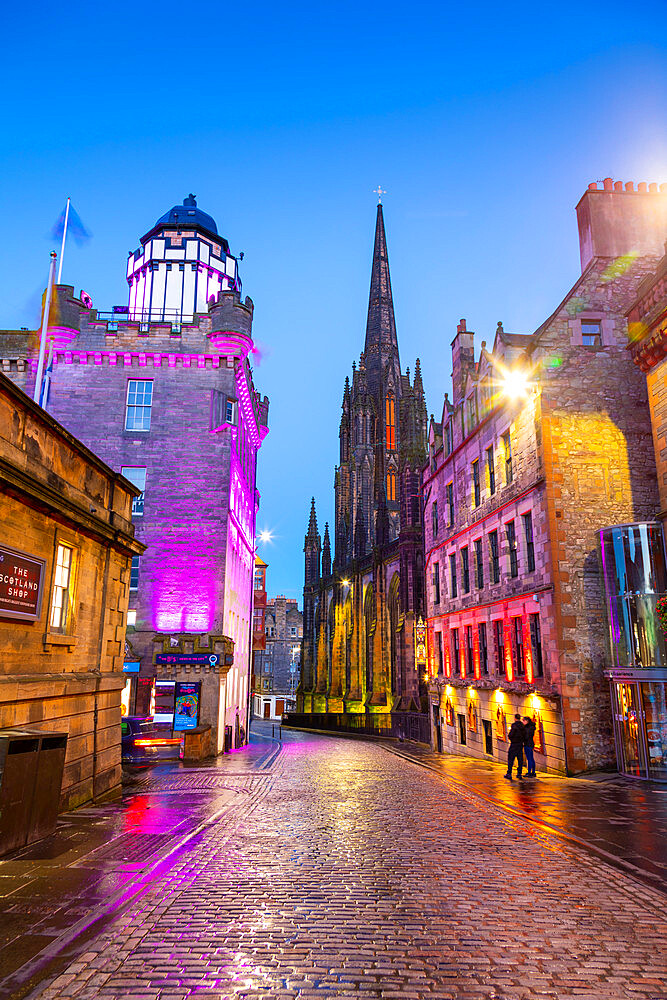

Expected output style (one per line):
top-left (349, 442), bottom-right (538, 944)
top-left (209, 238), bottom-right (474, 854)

top-left (0, 730), bottom-right (68, 855)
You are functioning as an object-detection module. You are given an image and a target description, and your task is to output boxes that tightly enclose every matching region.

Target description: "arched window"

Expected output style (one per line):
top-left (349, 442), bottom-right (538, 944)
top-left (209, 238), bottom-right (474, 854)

top-left (385, 393), bottom-right (396, 450)
top-left (364, 585), bottom-right (375, 693)
top-left (388, 573), bottom-right (401, 695)
top-left (386, 470), bottom-right (396, 502)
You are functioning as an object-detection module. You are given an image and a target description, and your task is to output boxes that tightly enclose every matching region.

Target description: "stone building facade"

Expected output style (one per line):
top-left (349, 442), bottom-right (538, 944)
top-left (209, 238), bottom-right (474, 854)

top-left (1, 196), bottom-right (269, 753)
top-left (296, 204), bottom-right (429, 739)
top-left (0, 372), bottom-right (143, 809)
top-left (252, 593), bottom-right (303, 720)
top-left (424, 178), bottom-right (667, 775)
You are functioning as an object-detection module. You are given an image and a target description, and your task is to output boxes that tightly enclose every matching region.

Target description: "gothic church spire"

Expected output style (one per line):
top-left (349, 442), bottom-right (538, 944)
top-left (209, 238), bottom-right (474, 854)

top-left (364, 203), bottom-right (400, 397)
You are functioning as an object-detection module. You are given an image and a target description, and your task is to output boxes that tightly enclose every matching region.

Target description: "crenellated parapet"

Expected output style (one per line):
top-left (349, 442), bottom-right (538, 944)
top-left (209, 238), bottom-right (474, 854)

top-left (207, 290), bottom-right (254, 357)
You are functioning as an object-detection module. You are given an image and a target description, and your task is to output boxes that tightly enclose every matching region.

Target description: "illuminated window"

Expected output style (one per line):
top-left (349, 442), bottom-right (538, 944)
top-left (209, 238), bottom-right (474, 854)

top-left (121, 467), bottom-right (146, 517)
top-left (512, 617), bottom-right (525, 675)
top-left (125, 380), bottom-right (153, 431)
top-left (130, 556), bottom-right (140, 591)
top-left (466, 625), bottom-right (474, 676)
top-left (436, 632), bottom-right (443, 673)
top-left (50, 544), bottom-right (74, 631)
top-left (127, 610), bottom-right (137, 627)
top-left (386, 470), bottom-right (396, 502)
top-left (385, 394), bottom-right (396, 450)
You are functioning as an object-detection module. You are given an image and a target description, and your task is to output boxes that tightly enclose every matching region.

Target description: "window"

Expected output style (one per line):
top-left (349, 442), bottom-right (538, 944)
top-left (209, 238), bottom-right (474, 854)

top-left (474, 538), bottom-right (483, 588)
top-left (290, 626), bottom-right (297, 637)
top-left (503, 431), bottom-right (512, 484)
top-left (467, 395), bottom-right (477, 432)
top-left (432, 501), bottom-right (438, 538)
top-left (433, 562), bottom-right (440, 605)
top-left (386, 470), bottom-right (396, 502)
top-left (127, 610), bottom-right (137, 627)
top-left (466, 624), bottom-right (474, 676)
top-left (486, 446), bottom-right (495, 496)
top-left (130, 556), bottom-right (140, 591)
top-left (512, 616), bottom-right (525, 675)
top-left (493, 620), bottom-right (504, 674)
top-left (523, 512), bottom-right (535, 573)
top-left (489, 530), bottom-right (500, 584)
top-left (385, 394), bottom-right (396, 450)
top-left (582, 320), bottom-right (602, 347)
top-left (449, 554), bottom-right (457, 598)
top-left (451, 628), bottom-right (460, 673)
top-left (125, 380), bottom-right (153, 431)
top-left (444, 421), bottom-right (452, 457)
top-left (530, 613), bottom-right (544, 677)
top-left (226, 399), bottom-right (235, 423)
top-left (506, 520), bottom-right (518, 578)
top-left (472, 459), bottom-right (480, 508)
top-left (121, 467), bottom-right (146, 517)
top-left (436, 632), bottom-right (443, 674)
top-left (446, 483), bottom-right (454, 527)
top-left (49, 544), bottom-right (73, 631)
top-left (478, 622), bottom-right (488, 675)
top-left (461, 547), bottom-right (470, 594)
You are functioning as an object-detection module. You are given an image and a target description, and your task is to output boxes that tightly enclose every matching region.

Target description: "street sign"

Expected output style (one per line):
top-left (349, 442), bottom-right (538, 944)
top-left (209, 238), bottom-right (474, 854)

top-left (0, 545), bottom-right (46, 621)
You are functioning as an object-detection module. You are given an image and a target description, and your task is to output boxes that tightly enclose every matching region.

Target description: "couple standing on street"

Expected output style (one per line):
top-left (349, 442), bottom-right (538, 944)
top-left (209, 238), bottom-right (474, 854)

top-left (504, 714), bottom-right (537, 780)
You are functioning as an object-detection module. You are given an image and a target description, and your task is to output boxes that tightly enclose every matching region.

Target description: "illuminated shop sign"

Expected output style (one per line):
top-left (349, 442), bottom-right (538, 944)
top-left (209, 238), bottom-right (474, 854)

top-left (0, 545), bottom-right (46, 621)
top-left (414, 617), bottom-right (427, 666)
top-left (173, 681), bottom-right (201, 731)
top-left (155, 653), bottom-right (220, 666)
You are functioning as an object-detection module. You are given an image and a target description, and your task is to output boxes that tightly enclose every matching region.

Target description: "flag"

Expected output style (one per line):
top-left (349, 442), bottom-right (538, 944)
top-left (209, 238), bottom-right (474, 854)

top-left (50, 201), bottom-right (91, 246)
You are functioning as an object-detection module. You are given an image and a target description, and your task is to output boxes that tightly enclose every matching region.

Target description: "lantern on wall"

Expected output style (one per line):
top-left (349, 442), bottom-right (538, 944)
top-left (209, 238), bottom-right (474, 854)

top-left (495, 704), bottom-right (506, 739)
top-left (444, 697), bottom-right (455, 726)
top-left (467, 696), bottom-right (478, 732)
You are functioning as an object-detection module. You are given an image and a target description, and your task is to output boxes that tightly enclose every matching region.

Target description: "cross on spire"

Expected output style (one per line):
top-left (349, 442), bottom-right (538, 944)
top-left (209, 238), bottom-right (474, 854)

top-left (373, 185), bottom-right (386, 204)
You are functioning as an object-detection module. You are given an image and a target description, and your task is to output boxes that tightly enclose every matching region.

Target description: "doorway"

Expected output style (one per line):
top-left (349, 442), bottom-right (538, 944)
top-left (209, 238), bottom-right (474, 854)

top-left (483, 719), bottom-right (493, 755)
top-left (457, 713), bottom-right (466, 746)
top-left (263, 702), bottom-right (271, 719)
top-left (433, 704), bottom-right (442, 753)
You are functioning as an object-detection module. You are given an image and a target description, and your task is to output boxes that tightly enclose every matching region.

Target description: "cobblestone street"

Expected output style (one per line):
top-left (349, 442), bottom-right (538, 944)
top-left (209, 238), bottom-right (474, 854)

top-left (13, 731), bottom-right (667, 1000)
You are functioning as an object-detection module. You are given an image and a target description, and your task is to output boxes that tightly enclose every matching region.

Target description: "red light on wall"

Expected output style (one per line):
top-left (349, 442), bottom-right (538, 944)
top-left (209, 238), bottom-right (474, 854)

top-left (473, 625), bottom-right (481, 680)
top-left (503, 618), bottom-right (514, 682)
top-left (523, 614), bottom-right (533, 683)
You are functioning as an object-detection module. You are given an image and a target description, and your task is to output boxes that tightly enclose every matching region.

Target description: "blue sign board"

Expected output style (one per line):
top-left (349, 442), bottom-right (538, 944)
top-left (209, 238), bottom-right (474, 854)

top-left (123, 661), bottom-right (141, 674)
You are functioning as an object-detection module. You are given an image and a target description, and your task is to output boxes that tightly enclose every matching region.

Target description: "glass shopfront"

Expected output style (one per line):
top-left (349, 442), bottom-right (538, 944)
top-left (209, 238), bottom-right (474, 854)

top-left (601, 523), bottom-right (667, 780)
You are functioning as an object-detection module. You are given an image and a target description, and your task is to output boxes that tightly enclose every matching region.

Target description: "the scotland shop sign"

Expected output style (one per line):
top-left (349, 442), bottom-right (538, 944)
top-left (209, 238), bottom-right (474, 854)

top-left (0, 545), bottom-right (46, 621)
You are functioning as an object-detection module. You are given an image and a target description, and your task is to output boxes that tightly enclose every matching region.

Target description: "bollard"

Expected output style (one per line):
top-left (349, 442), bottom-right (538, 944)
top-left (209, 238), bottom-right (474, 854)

top-left (272, 724), bottom-right (275, 738)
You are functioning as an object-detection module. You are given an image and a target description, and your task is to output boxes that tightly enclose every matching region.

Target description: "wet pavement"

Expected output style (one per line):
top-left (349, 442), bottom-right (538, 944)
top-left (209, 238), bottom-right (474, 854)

top-left (1, 726), bottom-right (666, 1000)
top-left (381, 741), bottom-right (667, 895)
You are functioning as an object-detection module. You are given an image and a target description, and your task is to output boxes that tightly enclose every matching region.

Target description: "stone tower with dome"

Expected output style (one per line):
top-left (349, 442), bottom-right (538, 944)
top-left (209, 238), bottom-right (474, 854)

top-left (6, 196), bottom-right (269, 756)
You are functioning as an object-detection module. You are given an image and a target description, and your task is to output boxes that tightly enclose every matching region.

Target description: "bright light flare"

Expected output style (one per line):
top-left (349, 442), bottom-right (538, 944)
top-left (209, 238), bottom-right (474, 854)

top-left (341, 578), bottom-right (351, 587)
top-left (258, 530), bottom-right (273, 545)
top-left (500, 366), bottom-right (531, 400)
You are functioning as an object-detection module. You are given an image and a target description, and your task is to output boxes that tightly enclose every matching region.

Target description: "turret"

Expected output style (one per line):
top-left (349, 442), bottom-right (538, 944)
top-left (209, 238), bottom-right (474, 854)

top-left (322, 522), bottom-right (331, 578)
top-left (304, 497), bottom-right (321, 586)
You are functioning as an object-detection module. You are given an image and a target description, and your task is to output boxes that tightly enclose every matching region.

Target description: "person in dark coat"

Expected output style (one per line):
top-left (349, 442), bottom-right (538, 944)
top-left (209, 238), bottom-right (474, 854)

top-left (504, 714), bottom-right (525, 780)
top-left (522, 716), bottom-right (537, 777)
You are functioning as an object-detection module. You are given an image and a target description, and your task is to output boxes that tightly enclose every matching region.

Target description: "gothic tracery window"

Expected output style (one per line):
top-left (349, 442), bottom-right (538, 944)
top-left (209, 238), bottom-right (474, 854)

top-left (385, 393), bottom-right (396, 450)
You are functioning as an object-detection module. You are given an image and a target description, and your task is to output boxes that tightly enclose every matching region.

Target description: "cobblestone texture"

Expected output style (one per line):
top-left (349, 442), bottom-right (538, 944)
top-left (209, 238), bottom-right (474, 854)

top-left (30, 733), bottom-right (667, 1000)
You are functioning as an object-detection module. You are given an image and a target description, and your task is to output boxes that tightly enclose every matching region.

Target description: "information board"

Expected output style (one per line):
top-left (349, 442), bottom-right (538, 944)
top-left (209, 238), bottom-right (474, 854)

top-left (173, 681), bottom-right (201, 731)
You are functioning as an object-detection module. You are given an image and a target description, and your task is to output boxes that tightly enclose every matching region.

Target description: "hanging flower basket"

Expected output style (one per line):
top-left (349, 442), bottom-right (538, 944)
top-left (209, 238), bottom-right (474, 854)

top-left (656, 596), bottom-right (667, 635)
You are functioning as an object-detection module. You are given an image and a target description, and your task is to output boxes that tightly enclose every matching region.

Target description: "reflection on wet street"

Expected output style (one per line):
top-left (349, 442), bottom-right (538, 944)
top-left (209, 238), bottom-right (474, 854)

top-left (1, 728), bottom-right (666, 1000)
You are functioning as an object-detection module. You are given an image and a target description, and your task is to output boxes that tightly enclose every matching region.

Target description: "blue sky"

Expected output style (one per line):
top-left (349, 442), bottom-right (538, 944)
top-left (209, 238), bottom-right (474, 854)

top-left (2, 0), bottom-right (666, 599)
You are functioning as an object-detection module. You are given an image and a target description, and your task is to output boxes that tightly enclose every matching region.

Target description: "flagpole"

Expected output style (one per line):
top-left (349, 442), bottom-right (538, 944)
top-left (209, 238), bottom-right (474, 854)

top-left (57, 197), bottom-right (70, 284)
top-left (34, 251), bottom-right (57, 404)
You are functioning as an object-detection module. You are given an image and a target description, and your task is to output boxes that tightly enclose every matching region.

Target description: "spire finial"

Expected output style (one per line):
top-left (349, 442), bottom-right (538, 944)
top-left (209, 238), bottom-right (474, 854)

top-left (373, 185), bottom-right (386, 204)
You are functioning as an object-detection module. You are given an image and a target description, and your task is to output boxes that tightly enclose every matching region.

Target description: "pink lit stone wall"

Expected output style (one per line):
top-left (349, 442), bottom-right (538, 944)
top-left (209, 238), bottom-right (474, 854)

top-left (42, 313), bottom-right (268, 749)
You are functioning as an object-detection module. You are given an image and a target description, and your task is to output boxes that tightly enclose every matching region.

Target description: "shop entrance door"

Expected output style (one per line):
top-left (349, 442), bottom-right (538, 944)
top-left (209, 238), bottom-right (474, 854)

top-left (433, 705), bottom-right (442, 752)
top-left (614, 683), bottom-right (644, 777)
top-left (483, 719), bottom-right (493, 755)
top-left (457, 713), bottom-right (466, 746)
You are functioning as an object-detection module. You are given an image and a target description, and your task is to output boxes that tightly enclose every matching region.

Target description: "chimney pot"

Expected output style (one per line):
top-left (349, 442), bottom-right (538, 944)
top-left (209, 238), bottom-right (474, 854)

top-left (649, 182), bottom-right (658, 193)
top-left (588, 182), bottom-right (598, 191)
top-left (603, 177), bottom-right (613, 191)
top-left (457, 318), bottom-right (466, 333)
top-left (614, 181), bottom-right (623, 192)
top-left (638, 182), bottom-right (647, 193)
top-left (625, 182), bottom-right (634, 192)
